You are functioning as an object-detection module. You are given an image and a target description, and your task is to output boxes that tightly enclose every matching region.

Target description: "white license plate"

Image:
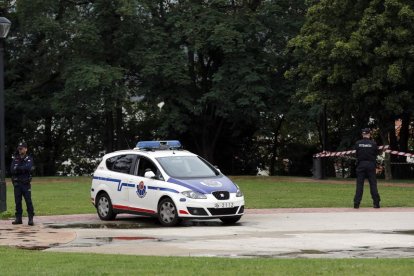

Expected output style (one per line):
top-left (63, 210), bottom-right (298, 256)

top-left (215, 202), bottom-right (234, 208)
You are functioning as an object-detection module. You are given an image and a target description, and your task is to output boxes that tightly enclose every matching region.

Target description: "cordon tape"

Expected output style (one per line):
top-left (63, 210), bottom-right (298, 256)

top-left (314, 145), bottom-right (414, 158)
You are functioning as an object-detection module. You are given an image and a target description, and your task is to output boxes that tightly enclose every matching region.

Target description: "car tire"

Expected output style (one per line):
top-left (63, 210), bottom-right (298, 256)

top-left (96, 193), bottom-right (117, 221)
top-left (220, 216), bottom-right (242, 224)
top-left (158, 198), bottom-right (180, 226)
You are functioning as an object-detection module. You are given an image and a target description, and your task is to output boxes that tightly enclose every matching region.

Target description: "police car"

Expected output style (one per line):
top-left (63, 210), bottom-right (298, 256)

top-left (91, 140), bottom-right (245, 226)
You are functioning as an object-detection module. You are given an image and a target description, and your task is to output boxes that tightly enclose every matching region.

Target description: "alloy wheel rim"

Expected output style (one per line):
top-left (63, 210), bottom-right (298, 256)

top-left (160, 202), bottom-right (175, 223)
top-left (98, 197), bottom-right (109, 217)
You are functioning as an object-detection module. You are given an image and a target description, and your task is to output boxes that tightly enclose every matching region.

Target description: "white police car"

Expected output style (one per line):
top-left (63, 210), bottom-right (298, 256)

top-left (91, 141), bottom-right (245, 226)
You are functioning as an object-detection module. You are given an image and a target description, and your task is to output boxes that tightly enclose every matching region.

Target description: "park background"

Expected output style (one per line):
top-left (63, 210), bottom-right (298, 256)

top-left (1, 0), bottom-right (414, 179)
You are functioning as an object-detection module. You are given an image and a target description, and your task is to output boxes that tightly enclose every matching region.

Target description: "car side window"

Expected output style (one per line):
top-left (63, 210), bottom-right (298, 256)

top-left (106, 154), bottom-right (137, 175)
top-left (136, 156), bottom-right (164, 181)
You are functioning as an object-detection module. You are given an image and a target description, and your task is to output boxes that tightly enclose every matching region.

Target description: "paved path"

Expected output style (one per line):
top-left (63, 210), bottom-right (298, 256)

top-left (1, 208), bottom-right (414, 258)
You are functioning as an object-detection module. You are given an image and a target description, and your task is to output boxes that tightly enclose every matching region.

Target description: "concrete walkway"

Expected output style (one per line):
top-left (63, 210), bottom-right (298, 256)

top-left (1, 208), bottom-right (414, 258)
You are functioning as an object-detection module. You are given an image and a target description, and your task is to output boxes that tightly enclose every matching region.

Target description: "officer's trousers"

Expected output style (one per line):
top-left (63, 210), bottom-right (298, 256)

top-left (354, 161), bottom-right (380, 205)
top-left (13, 182), bottom-right (35, 218)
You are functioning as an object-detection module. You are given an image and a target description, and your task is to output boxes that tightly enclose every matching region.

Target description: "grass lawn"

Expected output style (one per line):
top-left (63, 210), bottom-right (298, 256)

top-left (1, 177), bottom-right (95, 218)
top-left (232, 176), bottom-right (414, 208)
top-left (0, 247), bottom-right (413, 275)
top-left (1, 176), bottom-right (414, 218)
top-left (1, 176), bottom-right (414, 274)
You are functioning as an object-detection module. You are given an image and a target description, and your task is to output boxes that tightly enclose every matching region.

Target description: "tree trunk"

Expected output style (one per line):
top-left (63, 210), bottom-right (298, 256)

top-left (379, 121), bottom-right (392, 180)
top-left (115, 100), bottom-right (123, 150)
top-left (104, 109), bottom-right (114, 153)
top-left (43, 116), bottom-right (56, 176)
top-left (384, 152), bottom-right (392, 180)
top-left (269, 116), bottom-right (284, 176)
top-left (200, 117), bottom-right (224, 165)
top-left (389, 112), bottom-right (410, 178)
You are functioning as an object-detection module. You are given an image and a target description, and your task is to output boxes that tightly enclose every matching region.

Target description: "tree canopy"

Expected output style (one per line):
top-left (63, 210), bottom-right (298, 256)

top-left (1, 0), bottom-right (413, 178)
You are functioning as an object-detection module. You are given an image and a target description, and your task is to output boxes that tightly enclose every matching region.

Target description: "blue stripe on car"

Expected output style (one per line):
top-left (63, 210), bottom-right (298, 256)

top-left (93, 176), bottom-right (134, 191)
top-left (93, 176), bottom-right (237, 194)
top-left (167, 177), bottom-right (238, 194)
top-left (147, 186), bottom-right (179, 193)
top-left (167, 178), bottom-right (205, 193)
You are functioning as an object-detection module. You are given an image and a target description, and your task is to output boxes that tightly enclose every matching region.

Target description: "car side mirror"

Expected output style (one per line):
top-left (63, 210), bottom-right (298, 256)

top-left (144, 170), bottom-right (156, 179)
top-left (214, 166), bottom-right (221, 173)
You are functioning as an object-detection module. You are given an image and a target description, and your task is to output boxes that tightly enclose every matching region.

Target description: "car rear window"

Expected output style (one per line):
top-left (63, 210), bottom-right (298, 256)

top-left (106, 154), bottom-right (136, 174)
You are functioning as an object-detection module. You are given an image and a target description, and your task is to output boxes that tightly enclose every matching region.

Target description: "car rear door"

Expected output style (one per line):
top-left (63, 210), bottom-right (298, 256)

top-left (104, 154), bottom-right (138, 208)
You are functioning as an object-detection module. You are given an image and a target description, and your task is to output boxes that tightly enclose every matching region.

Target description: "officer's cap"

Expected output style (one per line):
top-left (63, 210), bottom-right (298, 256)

top-left (17, 142), bottom-right (27, 149)
top-left (361, 128), bottom-right (371, 134)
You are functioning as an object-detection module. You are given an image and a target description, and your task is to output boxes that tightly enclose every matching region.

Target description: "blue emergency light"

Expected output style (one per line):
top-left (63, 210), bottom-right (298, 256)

top-left (136, 140), bottom-right (182, 150)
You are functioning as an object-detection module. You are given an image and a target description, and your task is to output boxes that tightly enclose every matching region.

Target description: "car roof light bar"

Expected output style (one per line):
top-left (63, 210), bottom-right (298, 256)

top-left (135, 140), bottom-right (182, 150)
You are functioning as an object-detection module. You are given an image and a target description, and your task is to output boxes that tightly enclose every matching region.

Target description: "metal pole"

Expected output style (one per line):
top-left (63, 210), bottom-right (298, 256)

top-left (0, 39), bottom-right (6, 212)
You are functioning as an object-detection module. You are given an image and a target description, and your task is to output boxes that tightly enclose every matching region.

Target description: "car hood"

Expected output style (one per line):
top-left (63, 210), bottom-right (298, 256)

top-left (167, 176), bottom-right (238, 194)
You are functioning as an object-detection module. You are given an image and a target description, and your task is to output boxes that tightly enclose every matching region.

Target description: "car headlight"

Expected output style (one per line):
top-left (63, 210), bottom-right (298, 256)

top-left (182, 190), bottom-right (207, 199)
top-left (234, 183), bottom-right (243, 197)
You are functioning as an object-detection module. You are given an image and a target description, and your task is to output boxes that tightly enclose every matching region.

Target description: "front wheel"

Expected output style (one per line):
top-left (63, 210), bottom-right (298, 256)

top-left (220, 216), bottom-right (242, 224)
top-left (96, 193), bottom-right (117, 221)
top-left (158, 198), bottom-right (180, 226)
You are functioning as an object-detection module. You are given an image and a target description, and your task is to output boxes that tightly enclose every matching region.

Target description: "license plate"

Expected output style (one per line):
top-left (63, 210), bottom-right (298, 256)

top-left (214, 202), bottom-right (234, 208)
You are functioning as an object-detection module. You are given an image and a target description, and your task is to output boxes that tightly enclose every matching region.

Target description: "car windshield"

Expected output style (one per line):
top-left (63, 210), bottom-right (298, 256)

top-left (156, 156), bottom-right (219, 178)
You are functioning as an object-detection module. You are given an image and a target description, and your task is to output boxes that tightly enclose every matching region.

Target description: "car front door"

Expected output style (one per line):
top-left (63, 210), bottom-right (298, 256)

top-left (128, 156), bottom-right (165, 215)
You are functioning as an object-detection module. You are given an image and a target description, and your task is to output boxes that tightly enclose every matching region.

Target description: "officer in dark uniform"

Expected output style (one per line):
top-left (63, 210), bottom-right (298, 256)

top-left (10, 142), bottom-right (35, 225)
top-left (354, 128), bottom-right (380, 209)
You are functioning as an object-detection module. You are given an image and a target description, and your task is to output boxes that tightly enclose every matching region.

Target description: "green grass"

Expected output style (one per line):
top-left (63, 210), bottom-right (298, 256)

top-left (0, 247), bottom-right (413, 275)
top-left (1, 177), bottom-right (94, 218)
top-left (1, 177), bottom-right (414, 274)
top-left (233, 176), bottom-right (414, 209)
top-left (1, 176), bottom-right (414, 218)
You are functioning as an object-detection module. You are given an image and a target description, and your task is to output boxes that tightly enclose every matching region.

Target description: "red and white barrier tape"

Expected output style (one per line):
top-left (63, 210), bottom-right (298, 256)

top-left (313, 145), bottom-right (414, 158)
top-left (383, 149), bottom-right (414, 158)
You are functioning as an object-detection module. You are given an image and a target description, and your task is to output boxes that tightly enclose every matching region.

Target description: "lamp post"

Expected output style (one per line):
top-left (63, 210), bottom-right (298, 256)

top-left (0, 17), bottom-right (11, 212)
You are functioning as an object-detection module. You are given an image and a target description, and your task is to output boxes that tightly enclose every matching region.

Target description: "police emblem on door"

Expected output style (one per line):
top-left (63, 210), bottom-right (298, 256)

top-left (136, 181), bottom-right (147, 198)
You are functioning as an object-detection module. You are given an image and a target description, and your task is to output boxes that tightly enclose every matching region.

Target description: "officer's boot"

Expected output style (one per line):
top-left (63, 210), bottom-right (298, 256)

top-left (28, 216), bottom-right (34, 226)
top-left (12, 217), bottom-right (23, 225)
top-left (373, 202), bottom-right (380, 209)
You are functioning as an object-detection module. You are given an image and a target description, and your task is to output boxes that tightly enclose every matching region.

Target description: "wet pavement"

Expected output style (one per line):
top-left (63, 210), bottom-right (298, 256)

top-left (1, 208), bottom-right (414, 258)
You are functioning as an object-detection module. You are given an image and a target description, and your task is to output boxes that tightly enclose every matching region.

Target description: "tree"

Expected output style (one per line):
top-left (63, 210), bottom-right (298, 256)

top-left (5, 0), bottom-right (149, 175)
top-left (289, 0), bottom-right (414, 179)
top-left (133, 0), bottom-right (307, 172)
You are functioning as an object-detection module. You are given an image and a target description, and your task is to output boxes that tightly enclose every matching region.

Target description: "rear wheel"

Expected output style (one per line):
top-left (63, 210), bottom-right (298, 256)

top-left (220, 216), bottom-right (241, 224)
top-left (96, 193), bottom-right (117, 221)
top-left (158, 198), bottom-right (180, 226)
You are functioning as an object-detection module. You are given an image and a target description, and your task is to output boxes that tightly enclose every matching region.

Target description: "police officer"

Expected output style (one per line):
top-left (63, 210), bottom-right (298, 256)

top-left (10, 142), bottom-right (35, 225)
top-left (354, 128), bottom-right (381, 209)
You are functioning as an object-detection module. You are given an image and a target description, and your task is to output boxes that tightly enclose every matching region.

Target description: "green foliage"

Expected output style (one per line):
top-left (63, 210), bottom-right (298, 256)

top-left (289, 0), bottom-right (414, 148)
top-left (12, 0), bottom-right (414, 178)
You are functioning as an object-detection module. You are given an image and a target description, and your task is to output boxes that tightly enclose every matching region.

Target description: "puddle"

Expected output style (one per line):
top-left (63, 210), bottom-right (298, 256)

top-left (47, 222), bottom-right (158, 229)
top-left (56, 236), bottom-right (161, 248)
top-left (394, 230), bottom-right (414, 235)
top-left (182, 220), bottom-right (224, 227)
top-left (300, 249), bottom-right (327, 254)
top-left (239, 249), bottom-right (328, 258)
top-left (16, 245), bottom-right (50, 250)
top-left (383, 247), bottom-right (414, 252)
top-left (89, 236), bottom-right (157, 242)
top-left (46, 219), bottom-right (233, 230)
top-left (277, 250), bottom-right (327, 257)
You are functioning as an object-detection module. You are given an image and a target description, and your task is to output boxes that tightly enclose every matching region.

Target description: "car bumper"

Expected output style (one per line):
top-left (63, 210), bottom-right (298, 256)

top-left (175, 196), bottom-right (245, 218)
